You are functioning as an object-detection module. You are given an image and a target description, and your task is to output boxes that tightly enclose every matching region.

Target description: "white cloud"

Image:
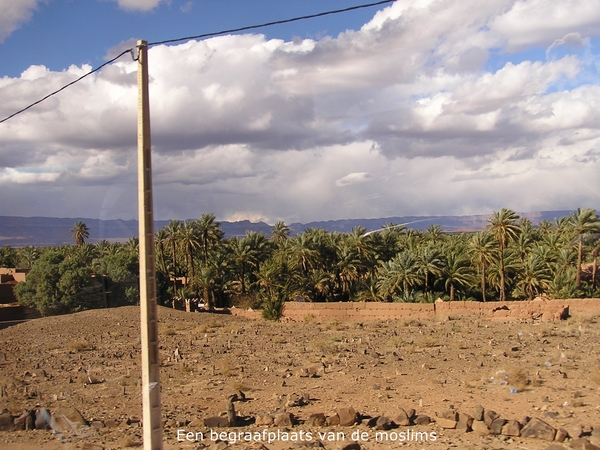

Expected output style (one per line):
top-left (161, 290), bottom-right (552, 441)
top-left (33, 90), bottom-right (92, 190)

top-left (1, 0), bottom-right (600, 222)
top-left (0, 0), bottom-right (42, 43)
top-left (109, 0), bottom-right (166, 12)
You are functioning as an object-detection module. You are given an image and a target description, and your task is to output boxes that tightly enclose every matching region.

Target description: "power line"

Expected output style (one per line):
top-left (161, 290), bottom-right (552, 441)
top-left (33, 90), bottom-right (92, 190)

top-left (0, 0), bottom-right (396, 124)
top-left (0, 49), bottom-right (134, 124)
top-left (148, 0), bottom-right (396, 46)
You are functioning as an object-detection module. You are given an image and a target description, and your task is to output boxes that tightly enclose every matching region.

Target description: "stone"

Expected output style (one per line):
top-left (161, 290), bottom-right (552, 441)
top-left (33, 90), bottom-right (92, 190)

top-left (104, 419), bottom-right (119, 428)
top-left (0, 412), bottom-right (14, 431)
top-left (339, 443), bottom-right (361, 450)
top-left (35, 408), bottom-right (51, 430)
top-left (435, 417), bottom-right (457, 429)
top-left (490, 418), bottom-right (507, 435)
top-left (306, 413), bottom-right (326, 427)
top-left (405, 408), bottom-right (416, 420)
top-left (255, 414), bottom-right (274, 426)
top-left (14, 411), bottom-right (34, 431)
top-left (501, 420), bottom-right (521, 437)
top-left (375, 416), bottom-right (394, 430)
top-left (90, 420), bottom-right (105, 429)
top-left (555, 428), bottom-right (568, 442)
top-left (483, 409), bottom-right (499, 427)
top-left (337, 407), bottom-right (358, 426)
top-left (326, 414), bottom-right (340, 426)
top-left (568, 438), bottom-right (600, 450)
top-left (81, 444), bottom-right (104, 450)
top-left (393, 409), bottom-right (410, 426)
top-left (52, 407), bottom-right (88, 431)
top-left (591, 427), bottom-right (600, 447)
top-left (456, 413), bottom-right (473, 432)
top-left (204, 416), bottom-right (229, 427)
top-left (520, 417), bottom-right (556, 441)
top-left (188, 417), bottom-right (204, 427)
top-left (568, 424), bottom-right (583, 439)
top-left (413, 415), bottom-right (431, 425)
top-left (439, 409), bottom-right (458, 421)
top-left (274, 412), bottom-right (294, 427)
top-left (472, 405), bottom-right (484, 422)
top-left (543, 445), bottom-right (567, 450)
top-left (471, 420), bottom-right (490, 435)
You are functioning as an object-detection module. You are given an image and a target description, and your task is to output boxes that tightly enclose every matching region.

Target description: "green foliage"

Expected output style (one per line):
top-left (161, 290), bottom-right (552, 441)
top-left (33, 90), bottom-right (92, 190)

top-left (261, 291), bottom-right (286, 321)
top-left (0, 246), bottom-right (18, 268)
top-left (97, 252), bottom-right (139, 306)
top-left (14, 251), bottom-right (102, 316)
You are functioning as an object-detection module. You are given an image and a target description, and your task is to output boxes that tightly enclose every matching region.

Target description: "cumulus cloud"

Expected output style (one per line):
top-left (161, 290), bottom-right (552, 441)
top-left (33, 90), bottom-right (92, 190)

top-left (0, 0), bottom-right (42, 43)
top-left (1, 0), bottom-right (600, 222)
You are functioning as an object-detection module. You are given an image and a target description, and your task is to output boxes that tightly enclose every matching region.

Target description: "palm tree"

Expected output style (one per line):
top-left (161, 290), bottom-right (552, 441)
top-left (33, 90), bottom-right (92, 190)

top-left (179, 220), bottom-right (201, 288)
top-left (165, 220), bottom-right (182, 296)
top-left (197, 213), bottom-right (224, 268)
top-left (487, 209), bottom-right (520, 301)
top-left (469, 231), bottom-right (496, 302)
top-left (376, 252), bottom-right (420, 302)
top-left (270, 221), bottom-right (290, 244)
top-left (569, 208), bottom-right (600, 288)
top-left (416, 246), bottom-right (444, 300)
top-left (70, 221), bottom-right (90, 246)
top-left (443, 250), bottom-right (473, 301)
top-left (514, 254), bottom-right (552, 300)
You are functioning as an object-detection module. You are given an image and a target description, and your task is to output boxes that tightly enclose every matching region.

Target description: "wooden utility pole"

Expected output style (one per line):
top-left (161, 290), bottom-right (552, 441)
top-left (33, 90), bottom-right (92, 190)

top-left (137, 39), bottom-right (163, 450)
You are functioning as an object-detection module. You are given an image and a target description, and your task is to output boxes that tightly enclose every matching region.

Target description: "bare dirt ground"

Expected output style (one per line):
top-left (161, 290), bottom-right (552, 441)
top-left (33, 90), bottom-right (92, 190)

top-left (1, 305), bottom-right (599, 450)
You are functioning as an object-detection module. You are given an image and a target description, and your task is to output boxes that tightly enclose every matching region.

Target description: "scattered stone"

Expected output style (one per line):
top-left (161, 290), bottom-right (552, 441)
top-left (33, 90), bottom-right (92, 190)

top-left (375, 416), bottom-right (394, 430)
top-left (483, 409), bottom-right (499, 427)
top-left (34, 408), bottom-right (51, 430)
top-left (90, 420), bottom-right (105, 429)
top-left (543, 445), bottom-right (567, 450)
top-left (568, 438), bottom-right (600, 450)
top-left (435, 417), bottom-right (457, 429)
top-left (413, 415), bottom-right (431, 426)
top-left (471, 420), bottom-right (490, 435)
top-left (439, 409), bottom-right (458, 421)
top-left (306, 413), bottom-right (326, 427)
top-left (0, 412), bottom-right (14, 431)
top-left (472, 405), bottom-right (484, 422)
top-left (337, 407), bottom-right (358, 426)
top-left (188, 417), bottom-right (204, 428)
top-left (255, 414), bottom-right (274, 426)
top-left (392, 409), bottom-right (410, 427)
top-left (204, 416), bottom-right (229, 427)
top-left (104, 418), bottom-right (119, 428)
top-left (456, 413), bottom-right (473, 432)
top-left (274, 412), bottom-right (294, 427)
top-left (81, 444), bottom-right (104, 450)
top-left (326, 414), bottom-right (340, 426)
top-left (568, 424), bottom-right (583, 439)
top-left (591, 427), bottom-right (600, 447)
top-left (520, 417), bottom-right (556, 442)
top-left (490, 418), bottom-right (507, 435)
top-left (501, 420), bottom-right (521, 437)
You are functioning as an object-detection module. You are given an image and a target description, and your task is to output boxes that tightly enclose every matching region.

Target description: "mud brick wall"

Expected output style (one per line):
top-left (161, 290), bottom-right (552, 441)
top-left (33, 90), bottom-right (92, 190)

top-left (228, 298), bottom-right (600, 322)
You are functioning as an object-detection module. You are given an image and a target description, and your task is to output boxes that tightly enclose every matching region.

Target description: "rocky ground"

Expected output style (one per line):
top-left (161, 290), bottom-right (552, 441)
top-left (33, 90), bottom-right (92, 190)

top-left (0, 305), bottom-right (599, 450)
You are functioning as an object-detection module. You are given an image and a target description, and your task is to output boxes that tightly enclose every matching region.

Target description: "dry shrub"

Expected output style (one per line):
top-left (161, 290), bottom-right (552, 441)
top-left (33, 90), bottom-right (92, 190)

top-left (506, 367), bottom-right (531, 390)
top-left (303, 313), bottom-right (316, 324)
top-left (401, 318), bottom-right (423, 327)
top-left (69, 339), bottom-right (92, 352)
top-left (417, 337), bottom-right (439, 348)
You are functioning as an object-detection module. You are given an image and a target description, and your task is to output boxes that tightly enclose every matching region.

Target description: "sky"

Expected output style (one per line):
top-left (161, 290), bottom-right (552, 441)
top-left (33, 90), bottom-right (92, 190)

top-left (1, 0), bottom-right (600, 225)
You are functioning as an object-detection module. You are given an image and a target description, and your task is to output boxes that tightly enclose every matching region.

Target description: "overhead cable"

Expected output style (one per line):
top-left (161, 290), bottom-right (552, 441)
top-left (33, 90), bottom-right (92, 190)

top-left (0, 49), bottom-right (134, 124)
top-left (148, 0), bottom-right (396, 46)
top-left (0, 0), bottom-right (396, 124)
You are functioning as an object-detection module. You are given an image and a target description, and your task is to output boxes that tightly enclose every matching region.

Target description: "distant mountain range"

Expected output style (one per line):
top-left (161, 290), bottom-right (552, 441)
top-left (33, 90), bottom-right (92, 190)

top-left (0, 211), bottom-right (575, 247)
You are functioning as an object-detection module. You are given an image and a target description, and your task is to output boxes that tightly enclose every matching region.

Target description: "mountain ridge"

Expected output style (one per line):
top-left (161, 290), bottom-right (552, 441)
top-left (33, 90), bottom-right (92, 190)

top-left (0, 211), bottom-right (575, 247)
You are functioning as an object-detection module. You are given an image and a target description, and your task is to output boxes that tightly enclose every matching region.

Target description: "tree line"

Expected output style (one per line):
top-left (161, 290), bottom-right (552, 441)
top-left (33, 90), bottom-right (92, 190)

top-left (1, 209), bottom-right (599, 319)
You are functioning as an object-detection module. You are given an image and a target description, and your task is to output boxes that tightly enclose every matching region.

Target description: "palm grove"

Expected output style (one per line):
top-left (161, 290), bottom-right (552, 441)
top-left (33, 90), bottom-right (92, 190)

top-left (1, 209), bottom-right (599, 319)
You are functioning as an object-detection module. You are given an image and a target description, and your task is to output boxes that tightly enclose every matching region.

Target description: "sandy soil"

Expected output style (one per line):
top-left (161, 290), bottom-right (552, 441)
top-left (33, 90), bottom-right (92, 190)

top-left (1, 305), bottom-right (599, 450)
